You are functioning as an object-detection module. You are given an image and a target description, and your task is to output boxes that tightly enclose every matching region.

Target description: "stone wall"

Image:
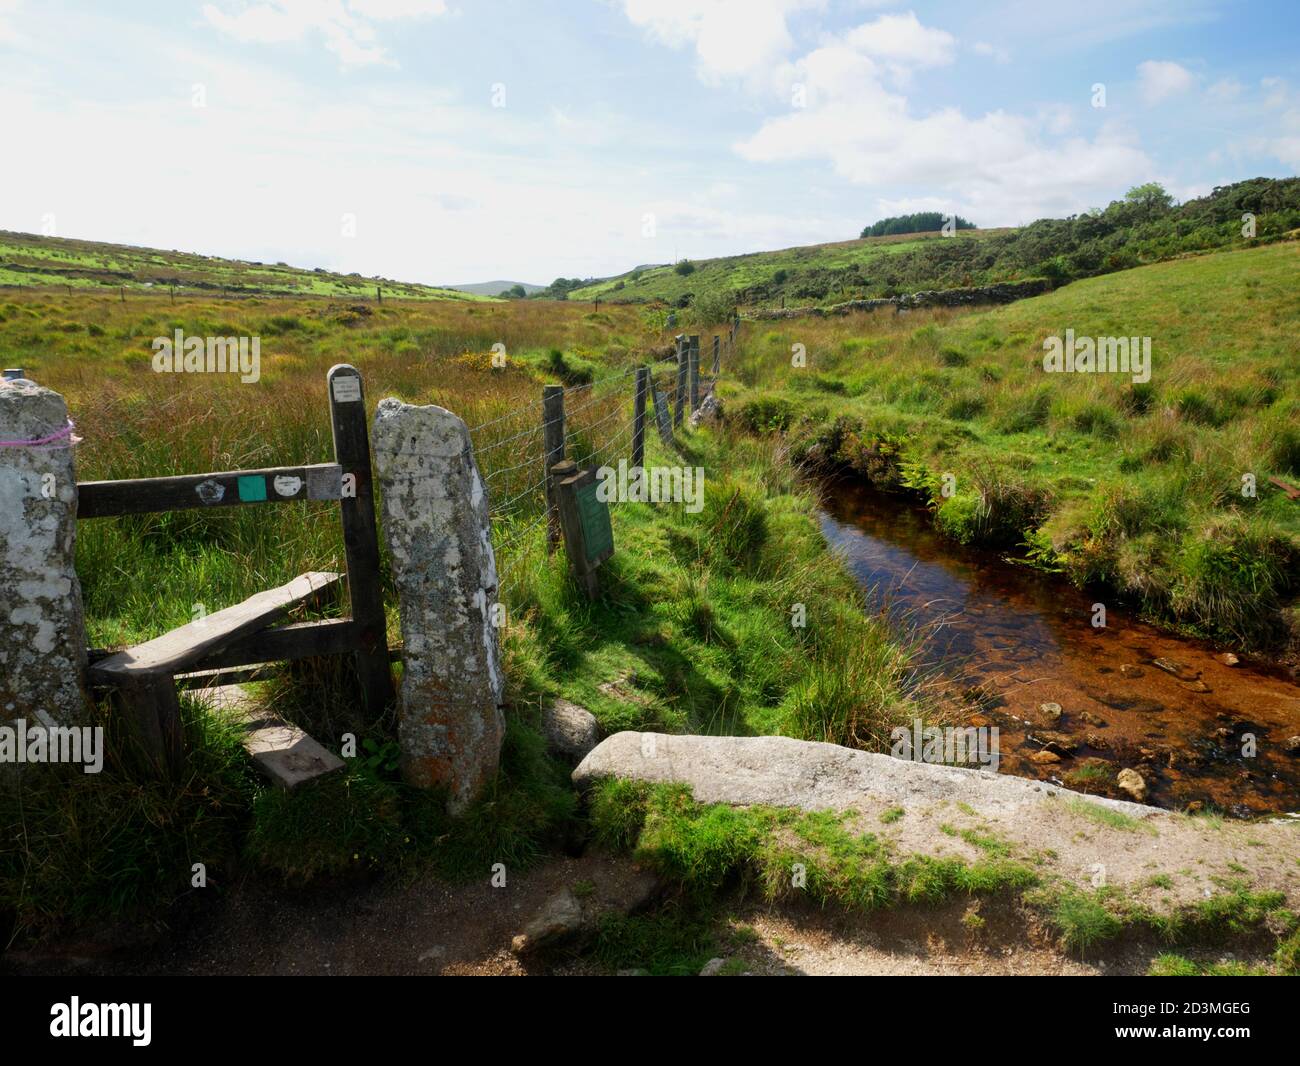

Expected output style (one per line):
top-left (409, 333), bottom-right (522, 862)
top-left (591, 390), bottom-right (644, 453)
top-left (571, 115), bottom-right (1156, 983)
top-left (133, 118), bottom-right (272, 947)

top-left (743, 279), bottom-right (1055, 321)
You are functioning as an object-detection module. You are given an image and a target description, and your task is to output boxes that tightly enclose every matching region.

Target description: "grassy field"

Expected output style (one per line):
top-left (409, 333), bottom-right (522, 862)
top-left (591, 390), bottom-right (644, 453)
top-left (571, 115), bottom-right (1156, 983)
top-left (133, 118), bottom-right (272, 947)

top-left (0, 230), bottom-right (483, 301)
top-left (2, 230), bottom-right (1295, 949)
top-left (564, 178), bottom-right (1300, 312)
top-left (723, 241), bottom-right (1300, 650)
top-left (0, 287), bottom-right (926, 941)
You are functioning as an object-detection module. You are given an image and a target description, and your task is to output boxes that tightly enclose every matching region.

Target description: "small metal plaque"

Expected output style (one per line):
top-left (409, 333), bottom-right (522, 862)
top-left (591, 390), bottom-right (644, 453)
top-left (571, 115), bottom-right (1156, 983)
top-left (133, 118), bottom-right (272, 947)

top-left (306, 465), bottom-right (343, 500)
top-left (331, 376), bottom-right (362, 403)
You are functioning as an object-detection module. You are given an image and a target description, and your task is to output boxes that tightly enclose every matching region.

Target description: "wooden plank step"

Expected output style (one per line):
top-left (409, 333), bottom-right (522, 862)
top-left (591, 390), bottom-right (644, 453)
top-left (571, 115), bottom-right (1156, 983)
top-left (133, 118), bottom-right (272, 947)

top-left (205, 684), bottom-right (345, 790)
top-left (89, 571), bottom-right (342, 682)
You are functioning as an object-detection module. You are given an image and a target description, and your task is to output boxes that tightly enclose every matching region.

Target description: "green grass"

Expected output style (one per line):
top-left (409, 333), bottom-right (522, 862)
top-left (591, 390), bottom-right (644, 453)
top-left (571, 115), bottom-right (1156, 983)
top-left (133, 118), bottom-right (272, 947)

top-left (1, 289), bottom-right (935, 941)
top-left (568, 230), bottom-right (993, 306)
top-left (0, 230), bottom-right (485, 301)
top-left (567, 177), bottom-right (1299, 314)
top-left (585, 780), bottom-right (1300, 970)
top-left (590, 780), bottom-right (1037, 913)
top-left (724, 242), bottom-right (1300, 650)
top-left (1066, 798), bottom-right (1158, 834)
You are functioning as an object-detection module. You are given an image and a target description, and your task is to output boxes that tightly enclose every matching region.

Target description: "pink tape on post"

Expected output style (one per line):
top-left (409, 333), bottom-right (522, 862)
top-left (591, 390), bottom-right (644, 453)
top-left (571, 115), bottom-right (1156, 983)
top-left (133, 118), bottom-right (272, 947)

top-left (0, 419), bottom-right (81, 448)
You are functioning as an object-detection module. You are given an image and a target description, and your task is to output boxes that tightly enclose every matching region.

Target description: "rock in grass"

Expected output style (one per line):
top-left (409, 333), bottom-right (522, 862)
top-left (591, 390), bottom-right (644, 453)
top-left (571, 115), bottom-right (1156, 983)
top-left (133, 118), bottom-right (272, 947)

top-left (511, 889), bottom-right (583, 955)
top-left (699, 957), bottom-right (728, 976)
top-left (543, 699), bottom-right (601, 764)
top-left (1117, 768), bottom-right (1147, 803)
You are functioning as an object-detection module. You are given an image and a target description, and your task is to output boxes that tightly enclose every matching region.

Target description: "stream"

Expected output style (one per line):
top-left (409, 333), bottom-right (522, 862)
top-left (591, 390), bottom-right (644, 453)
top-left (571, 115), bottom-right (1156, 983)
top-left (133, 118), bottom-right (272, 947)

top-left (818, 478), bottom-right (1300, 817)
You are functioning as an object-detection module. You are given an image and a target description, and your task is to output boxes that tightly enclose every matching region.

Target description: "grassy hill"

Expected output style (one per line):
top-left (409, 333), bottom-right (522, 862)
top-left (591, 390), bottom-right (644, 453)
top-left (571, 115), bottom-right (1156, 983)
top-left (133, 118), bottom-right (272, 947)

top-left (566, 177), bottom-right (1300, 312)
top-left (723, 241), bottom-right (1300, 649)
top-left (445, 280), bottom-right (546, 296)
top-left (568, 229), bottom-right (1012, 306)
top-left (0, 230), bottom-right (486, 301)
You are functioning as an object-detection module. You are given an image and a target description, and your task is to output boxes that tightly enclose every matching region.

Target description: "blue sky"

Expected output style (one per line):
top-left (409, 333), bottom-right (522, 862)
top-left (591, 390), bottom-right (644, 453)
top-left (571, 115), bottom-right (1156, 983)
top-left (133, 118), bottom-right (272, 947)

top-left (1, 0), bottom-right (1296, 285)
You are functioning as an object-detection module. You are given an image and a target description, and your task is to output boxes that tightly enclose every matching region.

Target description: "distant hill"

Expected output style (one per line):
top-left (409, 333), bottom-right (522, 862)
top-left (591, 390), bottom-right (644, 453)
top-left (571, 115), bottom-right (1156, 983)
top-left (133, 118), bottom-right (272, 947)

top-left (444, 280), bottom-right (546, 296)
top-left (566, 229), bottom-right (1013, 306)
top-left (567, 177), bottom-right (1300, 309)
top-left (0, 231), bottom-right (487, 301)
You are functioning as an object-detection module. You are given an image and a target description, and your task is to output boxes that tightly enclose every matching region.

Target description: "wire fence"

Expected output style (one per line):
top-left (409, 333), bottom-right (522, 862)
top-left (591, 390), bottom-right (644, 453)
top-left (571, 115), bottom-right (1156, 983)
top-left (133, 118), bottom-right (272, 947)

top-left (465, 326), bottom-right (738, 599)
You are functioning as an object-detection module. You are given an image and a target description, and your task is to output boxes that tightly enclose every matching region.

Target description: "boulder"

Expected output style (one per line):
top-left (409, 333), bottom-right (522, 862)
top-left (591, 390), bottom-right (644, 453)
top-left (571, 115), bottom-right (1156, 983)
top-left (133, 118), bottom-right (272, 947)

top-left (1117, 768), bottom-right (1147, 803)
top-left (572, 732), bottom-right (1160, 818)
top-left (510, 888), bottom-right (583, 955)
top-left (542, 699), bottom-right (601, 764)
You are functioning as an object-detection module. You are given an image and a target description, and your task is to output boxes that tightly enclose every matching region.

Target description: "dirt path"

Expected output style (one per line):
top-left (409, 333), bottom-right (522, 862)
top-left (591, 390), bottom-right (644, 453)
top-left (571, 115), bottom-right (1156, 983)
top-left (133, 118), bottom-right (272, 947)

top-left (4, 848), bottom-right (1281, 977)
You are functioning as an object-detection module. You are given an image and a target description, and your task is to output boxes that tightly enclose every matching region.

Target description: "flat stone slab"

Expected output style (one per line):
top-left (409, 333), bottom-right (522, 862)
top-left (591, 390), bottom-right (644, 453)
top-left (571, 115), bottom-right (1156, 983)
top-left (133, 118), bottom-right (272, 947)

top-left (206, 684), bottom-right (344, 789)
top-left (573, 731), bottom-right (1163, 820)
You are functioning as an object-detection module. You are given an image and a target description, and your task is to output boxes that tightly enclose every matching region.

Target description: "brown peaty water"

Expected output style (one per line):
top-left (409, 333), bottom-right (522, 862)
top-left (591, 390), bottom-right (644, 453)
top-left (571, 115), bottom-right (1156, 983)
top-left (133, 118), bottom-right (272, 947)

top-left (818, 478), bottom-right (1300, 817)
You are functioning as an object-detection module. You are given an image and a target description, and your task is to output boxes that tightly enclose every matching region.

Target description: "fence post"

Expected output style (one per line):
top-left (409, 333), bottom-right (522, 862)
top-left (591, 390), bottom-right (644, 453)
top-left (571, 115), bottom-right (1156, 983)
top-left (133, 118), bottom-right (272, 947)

top-left (550, 459), bottom-right (613, 602)
top-left (632, 366), bottom-right (649, 469)
top-left (327, 364), bottom-right (393, 720)
top-left (688, 334), bottom-right (700, 412)
top-left (372, 398), bottom-right (504, 813)
top-left (674, 334), bottom-right (687, 427)
top-left (0, 376), bottom-right (91, 750)
top-left (543, 385), bottom-right (565, 553)
top-left (712, 334), bottom-right (720, 376)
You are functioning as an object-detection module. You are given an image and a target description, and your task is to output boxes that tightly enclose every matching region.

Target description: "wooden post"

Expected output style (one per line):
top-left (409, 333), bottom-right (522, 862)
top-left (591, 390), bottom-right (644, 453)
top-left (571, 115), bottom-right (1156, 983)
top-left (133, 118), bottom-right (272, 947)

top-left (543, 385), bottom-right (566, 553)
top-left (550, 460), bottom-right (613, 601)
top-left (688, 334), bottom-right (700, 412)
top-left (119, 286), bottom-right (125, 303)
top-left (632, 366), bottom-right (649, 469)
top-left (327, 364), bottom-right (393, 719)
top-left (674, 334), bottom-right (687, 427)
top-left (712, 334), bottom-right (720, 376)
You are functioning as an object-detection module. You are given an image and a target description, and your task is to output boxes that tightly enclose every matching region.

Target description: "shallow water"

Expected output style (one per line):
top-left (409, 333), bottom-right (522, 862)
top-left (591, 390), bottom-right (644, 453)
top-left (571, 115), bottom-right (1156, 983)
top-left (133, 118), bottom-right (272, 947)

top-left (818, 478), bottom-right (1300, 816)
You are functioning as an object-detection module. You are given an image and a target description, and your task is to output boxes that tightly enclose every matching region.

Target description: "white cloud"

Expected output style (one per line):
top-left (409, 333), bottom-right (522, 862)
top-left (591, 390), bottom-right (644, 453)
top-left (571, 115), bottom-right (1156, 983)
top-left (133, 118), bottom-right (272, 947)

top-left (1205, 77), bottom-right (1242, 103)
top-left (972, 41), bottom-right (1011, 64)
top-left (201, 0), bottom-right (447, 68)
top-left (734, 17), bottom-right (1152, 226)
top-left (1137, 59), bottom-right (1195, 104)
top-left (844, 12), bottom-right (956, 71)
top-left (620, 0), bottom-right (817, 83)
top-left (0, 0), bottom-right (27, 47)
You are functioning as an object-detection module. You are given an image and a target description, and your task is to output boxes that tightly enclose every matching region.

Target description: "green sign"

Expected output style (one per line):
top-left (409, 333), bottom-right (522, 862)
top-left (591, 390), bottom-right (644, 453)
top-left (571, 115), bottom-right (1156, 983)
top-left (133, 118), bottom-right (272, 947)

top-left (575, 479), bottom-right (614, 564)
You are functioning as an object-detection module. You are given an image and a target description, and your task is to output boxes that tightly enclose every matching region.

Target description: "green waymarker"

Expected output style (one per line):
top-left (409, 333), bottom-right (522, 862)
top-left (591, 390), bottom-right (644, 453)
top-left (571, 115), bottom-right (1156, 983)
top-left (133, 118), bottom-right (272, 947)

top-left (575, 480), bottom-right (613, 563)
top-left (237, 475), bottom-right (268, 502)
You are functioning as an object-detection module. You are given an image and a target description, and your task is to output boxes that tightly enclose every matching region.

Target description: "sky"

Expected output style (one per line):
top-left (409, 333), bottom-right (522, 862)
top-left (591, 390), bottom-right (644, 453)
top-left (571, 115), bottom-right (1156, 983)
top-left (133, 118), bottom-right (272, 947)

top-left (1, 0), bottom-right (1297, 286)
